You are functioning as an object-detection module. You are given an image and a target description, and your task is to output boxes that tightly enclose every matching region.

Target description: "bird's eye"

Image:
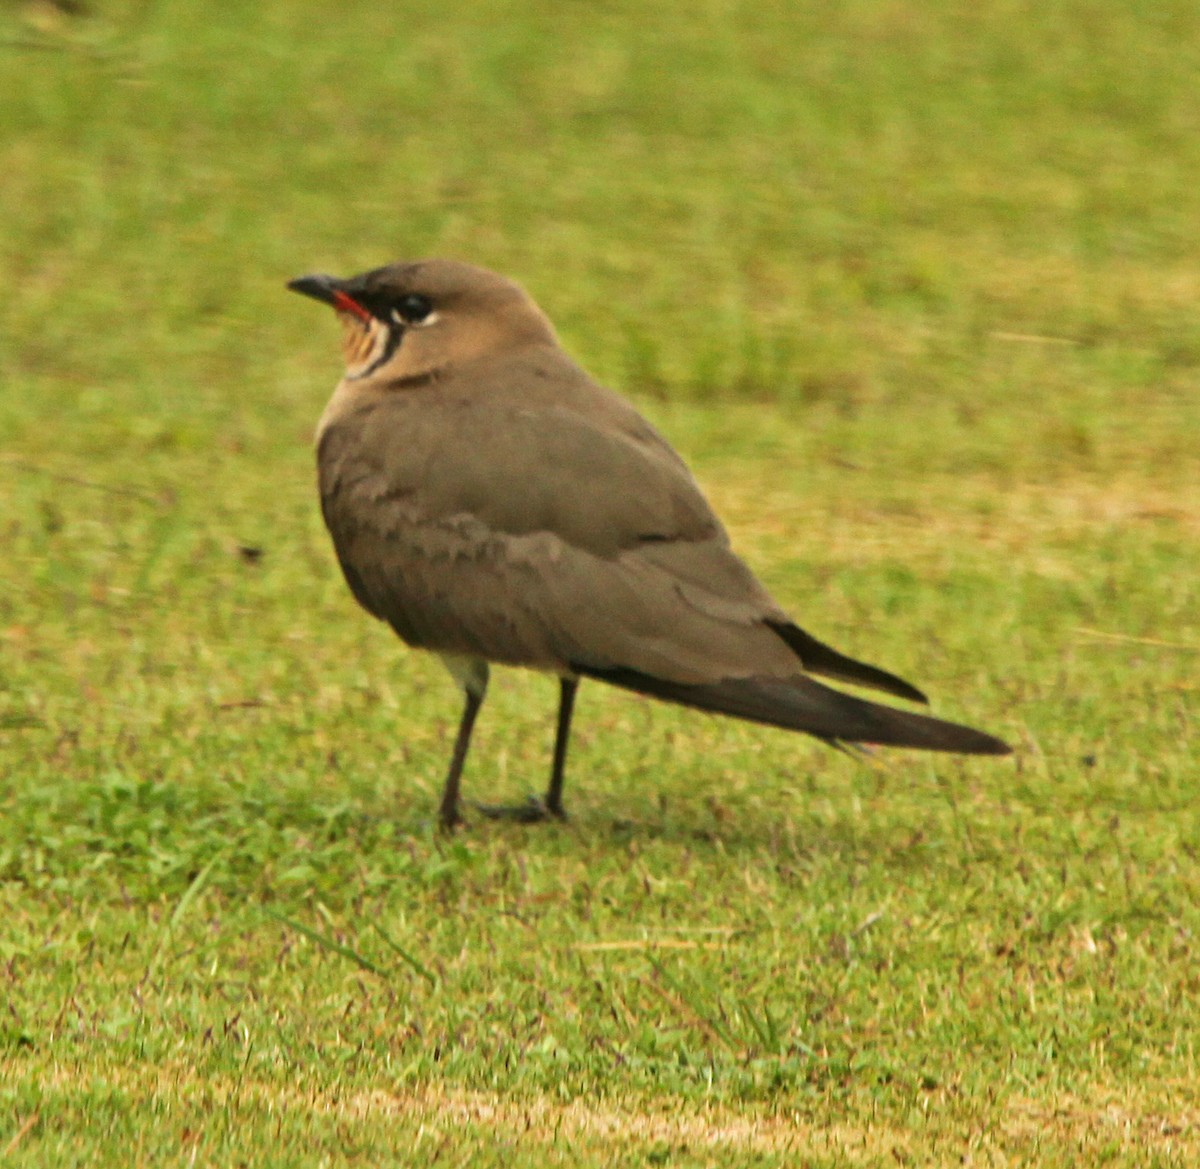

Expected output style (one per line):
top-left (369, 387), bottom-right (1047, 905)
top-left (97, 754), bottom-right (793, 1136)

top-left (394, 293), bottom-right (433, 324)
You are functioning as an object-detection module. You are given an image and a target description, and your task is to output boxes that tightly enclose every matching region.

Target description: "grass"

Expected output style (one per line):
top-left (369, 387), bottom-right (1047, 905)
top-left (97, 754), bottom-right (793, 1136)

top-left (2, 0), bottom-right (1199, 1163)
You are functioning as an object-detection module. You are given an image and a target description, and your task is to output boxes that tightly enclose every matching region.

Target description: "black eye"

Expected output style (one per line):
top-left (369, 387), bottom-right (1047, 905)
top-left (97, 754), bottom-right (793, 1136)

top-left (395, 293), bottom-right (433, 323)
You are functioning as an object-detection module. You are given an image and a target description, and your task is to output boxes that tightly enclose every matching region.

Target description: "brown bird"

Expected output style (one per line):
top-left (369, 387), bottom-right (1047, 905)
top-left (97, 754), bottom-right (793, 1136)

top-left (288, 259), bottom-right (1010, 829)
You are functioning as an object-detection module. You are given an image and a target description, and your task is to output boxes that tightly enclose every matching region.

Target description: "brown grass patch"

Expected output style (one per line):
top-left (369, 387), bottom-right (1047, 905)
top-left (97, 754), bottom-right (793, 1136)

top-left (26, 1060), bottom-right (1200, 1162)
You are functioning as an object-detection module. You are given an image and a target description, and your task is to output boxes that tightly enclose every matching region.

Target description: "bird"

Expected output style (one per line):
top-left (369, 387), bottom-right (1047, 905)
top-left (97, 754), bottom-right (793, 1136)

top-left (287, 259), bottom-right (1010, 829)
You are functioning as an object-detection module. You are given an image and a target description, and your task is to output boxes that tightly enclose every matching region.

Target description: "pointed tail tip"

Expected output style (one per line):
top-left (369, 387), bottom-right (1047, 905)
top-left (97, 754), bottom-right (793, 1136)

top-left (954, 728), bottom-right (1013, 756)
top-left (980, 735), bottom-right (1014, 757)
top-left (862, 722), bottom-right (1013, 756)
top-left (846, 711), bottom-right (1012, 756)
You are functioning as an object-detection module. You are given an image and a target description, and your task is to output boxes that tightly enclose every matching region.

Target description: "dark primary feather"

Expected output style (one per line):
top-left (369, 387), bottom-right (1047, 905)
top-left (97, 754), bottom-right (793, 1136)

top-left (767, 620), bottom-right (928, 704)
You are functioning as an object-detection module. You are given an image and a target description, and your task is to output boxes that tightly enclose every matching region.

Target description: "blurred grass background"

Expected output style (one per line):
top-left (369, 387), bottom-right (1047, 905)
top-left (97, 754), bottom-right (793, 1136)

top-left (2, 0), bottom-right (1199, 1164)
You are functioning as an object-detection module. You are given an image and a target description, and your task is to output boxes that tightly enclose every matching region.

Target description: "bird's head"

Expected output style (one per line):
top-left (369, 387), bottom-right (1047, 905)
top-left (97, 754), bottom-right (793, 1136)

top-left (287, 259), bottom-right (558, 386)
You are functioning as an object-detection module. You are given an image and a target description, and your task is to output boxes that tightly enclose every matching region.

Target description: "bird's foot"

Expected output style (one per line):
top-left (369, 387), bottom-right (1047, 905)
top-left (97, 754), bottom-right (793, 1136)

top-left (474, 795), bottom-right (566, 824)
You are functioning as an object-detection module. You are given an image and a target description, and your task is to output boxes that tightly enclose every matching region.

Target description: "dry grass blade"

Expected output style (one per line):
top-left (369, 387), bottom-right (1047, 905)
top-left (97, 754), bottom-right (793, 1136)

top-left (572, 939), bottom-right (728, 952)
top-left (2, 1112), bottom-right (40, 1157)
top-left (1075, 627), bottom-right (1200, 652)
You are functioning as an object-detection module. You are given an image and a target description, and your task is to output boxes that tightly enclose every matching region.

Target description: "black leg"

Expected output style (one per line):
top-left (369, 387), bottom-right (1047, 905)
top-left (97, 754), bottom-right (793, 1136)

top-left (439, 687), bottom-right (484, 831)
top-left (544, 676), bottom-right (577, 818)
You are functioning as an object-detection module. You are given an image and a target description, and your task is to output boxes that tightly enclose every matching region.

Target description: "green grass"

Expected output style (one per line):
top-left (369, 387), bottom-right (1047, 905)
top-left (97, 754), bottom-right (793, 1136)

top-left (2, 0), bottom-right (1199, 1163)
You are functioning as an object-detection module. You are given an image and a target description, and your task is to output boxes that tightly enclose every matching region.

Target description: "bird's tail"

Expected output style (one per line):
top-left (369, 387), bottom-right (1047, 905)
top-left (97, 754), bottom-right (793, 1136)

top-left (574, 664), bottom-right (1010, 755)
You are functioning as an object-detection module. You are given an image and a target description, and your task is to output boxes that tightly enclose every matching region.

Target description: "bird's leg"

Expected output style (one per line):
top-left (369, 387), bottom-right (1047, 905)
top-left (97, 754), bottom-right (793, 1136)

top-left (476, 676), bottom-right (577, 824)
top-left (543, 676), bottom-right (577, 818)
top-left (438, 657), bottom-right (489, 830)
top-left (439, 687), bottom-right (483, 830)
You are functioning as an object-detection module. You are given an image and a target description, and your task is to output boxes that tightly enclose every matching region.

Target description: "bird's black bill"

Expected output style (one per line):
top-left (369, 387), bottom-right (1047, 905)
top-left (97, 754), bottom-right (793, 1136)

top-left (288, 273), bottom-right (375, 325)
top-left (287, 273), bottom-right (342, 306)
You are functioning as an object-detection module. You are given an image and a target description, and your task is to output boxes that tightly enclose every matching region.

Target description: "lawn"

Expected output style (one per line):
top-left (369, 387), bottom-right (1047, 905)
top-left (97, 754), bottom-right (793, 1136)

top-left (2, 0), bottom-right (1199, 1164)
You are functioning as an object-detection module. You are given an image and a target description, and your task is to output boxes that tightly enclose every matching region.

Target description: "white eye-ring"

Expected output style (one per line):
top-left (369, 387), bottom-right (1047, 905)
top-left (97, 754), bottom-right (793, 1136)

top-left (392, 307), bottom-right (439, 328)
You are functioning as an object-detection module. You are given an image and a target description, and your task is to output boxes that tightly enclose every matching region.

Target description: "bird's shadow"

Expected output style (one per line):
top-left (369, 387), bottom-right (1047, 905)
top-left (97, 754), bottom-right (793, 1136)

top-left (385, 762), bottom-right (993, 882)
